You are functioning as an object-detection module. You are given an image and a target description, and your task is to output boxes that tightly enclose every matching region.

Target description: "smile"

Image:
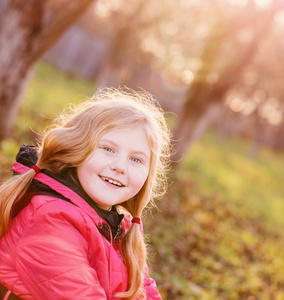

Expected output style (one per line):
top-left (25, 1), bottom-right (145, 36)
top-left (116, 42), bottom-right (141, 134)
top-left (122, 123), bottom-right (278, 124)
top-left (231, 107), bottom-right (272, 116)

top-left (100, 176), bottom-right (124, 187)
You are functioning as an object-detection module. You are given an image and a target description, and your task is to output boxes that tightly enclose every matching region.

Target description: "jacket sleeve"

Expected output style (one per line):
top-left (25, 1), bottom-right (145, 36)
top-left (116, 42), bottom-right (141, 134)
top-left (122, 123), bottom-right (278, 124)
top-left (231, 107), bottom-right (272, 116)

top-left (143, 265), bottom-right (162, 300)
top-left (15, 201), bottom-right (107, 300)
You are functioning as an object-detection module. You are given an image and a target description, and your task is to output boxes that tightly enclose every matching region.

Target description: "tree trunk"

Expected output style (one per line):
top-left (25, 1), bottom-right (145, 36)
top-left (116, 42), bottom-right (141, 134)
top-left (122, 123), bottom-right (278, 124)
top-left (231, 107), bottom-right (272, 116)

top-left (95, 0), bottom-right (153, 88)
top-left (0, 0), bottom-right (95, 141)
top-left (171, 81), bottom-right (228, 163)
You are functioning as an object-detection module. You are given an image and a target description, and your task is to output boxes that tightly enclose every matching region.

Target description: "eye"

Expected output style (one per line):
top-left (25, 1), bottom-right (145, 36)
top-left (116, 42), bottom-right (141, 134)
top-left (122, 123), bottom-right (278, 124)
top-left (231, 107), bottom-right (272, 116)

top-left (131, 157), bottom-right (142, 164)
top-left (102, 146), bottom-right (114, 153)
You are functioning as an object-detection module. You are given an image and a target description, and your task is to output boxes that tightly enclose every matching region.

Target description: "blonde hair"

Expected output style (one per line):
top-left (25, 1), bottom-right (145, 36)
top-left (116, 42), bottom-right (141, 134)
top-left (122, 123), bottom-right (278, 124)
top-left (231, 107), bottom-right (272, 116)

top-left (0, 88), bottom-right (171, 299)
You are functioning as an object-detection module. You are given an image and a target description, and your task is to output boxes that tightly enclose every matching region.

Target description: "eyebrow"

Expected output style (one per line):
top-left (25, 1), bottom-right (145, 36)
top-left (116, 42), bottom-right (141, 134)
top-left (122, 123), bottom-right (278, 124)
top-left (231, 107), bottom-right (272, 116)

top-left (99, 138), bottom-right (150, 160)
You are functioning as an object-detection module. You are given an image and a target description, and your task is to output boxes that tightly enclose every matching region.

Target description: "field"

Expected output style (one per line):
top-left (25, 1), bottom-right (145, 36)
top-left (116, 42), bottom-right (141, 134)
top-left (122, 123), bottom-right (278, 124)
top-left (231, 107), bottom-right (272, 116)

top-left (1, 62), bottom-right (284, 299)
top-left (146, 133), bottom-right (284, 299)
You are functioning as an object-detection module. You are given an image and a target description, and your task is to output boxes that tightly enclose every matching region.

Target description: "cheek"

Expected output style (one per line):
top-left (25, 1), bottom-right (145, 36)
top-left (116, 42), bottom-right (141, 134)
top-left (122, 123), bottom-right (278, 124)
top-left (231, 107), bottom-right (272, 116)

top-left (78, 152), bottom-right (102, 175)
top-left (132, 168), bottom-right (149, 189)
top-left (77, 159), bottom-right (96, 182)
top-left (77, 165), bottom-right (86, 184)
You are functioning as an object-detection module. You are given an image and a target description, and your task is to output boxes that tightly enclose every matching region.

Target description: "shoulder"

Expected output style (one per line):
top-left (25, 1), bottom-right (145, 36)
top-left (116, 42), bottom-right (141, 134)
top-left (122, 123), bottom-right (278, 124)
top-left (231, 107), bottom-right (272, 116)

top-left (2, 196), bottom-right (94, 265)
top-left (31, 194), bottom-right (79, 211)
top-left (28, 195), bottom-right (85, 221)
top-left (16, 195), bottom-right (92, 239)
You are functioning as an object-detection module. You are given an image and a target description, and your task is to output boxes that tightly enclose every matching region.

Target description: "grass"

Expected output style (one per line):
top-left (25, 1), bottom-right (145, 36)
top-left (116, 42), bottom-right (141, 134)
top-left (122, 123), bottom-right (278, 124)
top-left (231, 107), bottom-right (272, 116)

top-left (16, 62), bottom-right (95, 139)
top-left (180, 132), bottom-right (284, 230)
top-left (1, 62), bottom-right (284, 299)
top-left (0, 62), bottom-right (95, 178)
top-left (145, 133), bottom-right (284, 299)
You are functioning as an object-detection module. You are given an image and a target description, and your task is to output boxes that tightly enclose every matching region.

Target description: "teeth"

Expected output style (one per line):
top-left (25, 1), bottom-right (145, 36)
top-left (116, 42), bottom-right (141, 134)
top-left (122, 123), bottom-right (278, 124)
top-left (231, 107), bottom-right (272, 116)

top-left (102, 177), bottom-right (122, 187)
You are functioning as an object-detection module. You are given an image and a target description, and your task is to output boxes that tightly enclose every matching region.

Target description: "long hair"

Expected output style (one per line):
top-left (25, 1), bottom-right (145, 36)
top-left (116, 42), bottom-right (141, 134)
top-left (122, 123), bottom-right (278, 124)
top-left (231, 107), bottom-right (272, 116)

top-left (0, 88), bottom-right (171, 299)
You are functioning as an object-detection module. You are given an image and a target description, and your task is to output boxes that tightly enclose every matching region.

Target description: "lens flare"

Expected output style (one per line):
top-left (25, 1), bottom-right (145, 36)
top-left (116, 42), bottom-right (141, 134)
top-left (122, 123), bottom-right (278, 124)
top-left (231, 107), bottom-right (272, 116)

top-left (150, 67), bottom-right (190, 105)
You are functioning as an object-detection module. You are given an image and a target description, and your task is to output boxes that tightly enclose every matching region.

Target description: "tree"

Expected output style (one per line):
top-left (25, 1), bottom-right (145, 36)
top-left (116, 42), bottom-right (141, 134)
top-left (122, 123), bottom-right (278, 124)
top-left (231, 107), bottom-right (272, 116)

top-left (94, 0), bottom-right (156, 87)
top-left (0, 0), bottom-right (96, 142)
top-left (171, 0), bottom-right (283, 163)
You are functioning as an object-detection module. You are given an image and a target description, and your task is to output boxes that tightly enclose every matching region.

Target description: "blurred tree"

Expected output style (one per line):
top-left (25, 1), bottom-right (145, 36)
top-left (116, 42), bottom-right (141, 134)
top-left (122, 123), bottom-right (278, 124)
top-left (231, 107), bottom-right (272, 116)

top-left (88, 0), bottom-right (284, 160)
top-left (0, 0), bottom-right (96, 142)
top-left (6, 0), bottom-right (282, 158)
top-left (94, 0), bottom-right (157, 87)
top-left (221, 1), bottom-right (284, 156)
top-left (171, 0), bottom-right (284, 163)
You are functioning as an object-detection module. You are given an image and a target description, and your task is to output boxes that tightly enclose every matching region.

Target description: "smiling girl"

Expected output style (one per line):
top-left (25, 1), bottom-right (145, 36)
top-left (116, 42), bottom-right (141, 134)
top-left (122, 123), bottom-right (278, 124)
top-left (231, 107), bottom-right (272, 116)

top-left (0, 88), bottom-right (171, 300)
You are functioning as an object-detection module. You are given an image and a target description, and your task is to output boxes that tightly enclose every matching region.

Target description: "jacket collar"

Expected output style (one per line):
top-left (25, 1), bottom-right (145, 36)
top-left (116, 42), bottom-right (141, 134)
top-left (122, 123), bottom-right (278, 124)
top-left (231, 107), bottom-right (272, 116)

top-left (13, 161), bottom-right (103, 225)
top-left (12, 145), bottom-right (125, 241)
top-left (13, 161), bottom-right (125, 242)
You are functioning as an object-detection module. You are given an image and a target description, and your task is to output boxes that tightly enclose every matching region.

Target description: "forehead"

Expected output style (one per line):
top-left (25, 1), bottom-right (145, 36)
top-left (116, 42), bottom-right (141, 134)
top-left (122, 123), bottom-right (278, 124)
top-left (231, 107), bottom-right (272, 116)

top-left (99, 126), bottom-right (151, 155)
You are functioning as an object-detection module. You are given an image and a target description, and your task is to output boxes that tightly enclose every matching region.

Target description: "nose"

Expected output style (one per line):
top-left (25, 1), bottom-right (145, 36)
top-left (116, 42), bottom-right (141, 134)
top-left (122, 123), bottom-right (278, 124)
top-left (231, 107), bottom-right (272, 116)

top-left (110, 157), bottom-right (127, 174)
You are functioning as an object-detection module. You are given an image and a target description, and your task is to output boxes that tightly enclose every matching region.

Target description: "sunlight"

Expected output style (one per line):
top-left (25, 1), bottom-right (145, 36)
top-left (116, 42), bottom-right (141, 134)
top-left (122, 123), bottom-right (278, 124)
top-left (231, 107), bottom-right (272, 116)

top-left (228, 0), bottom-right (247, 7)
top-left (241, 101), bottom-right (256, 115)
top-left (275, 11), bottom-right (284, 26)
top-left (229, 97), bottom-right (244, 112)
top-left (254, 0), bottom-right (272, 9)
top-left (259, 98), bottom-right (283, 125)
top-left (181, 70), bottom-right (194, 84)
top-left (228, 0), bottom-right (272, 9)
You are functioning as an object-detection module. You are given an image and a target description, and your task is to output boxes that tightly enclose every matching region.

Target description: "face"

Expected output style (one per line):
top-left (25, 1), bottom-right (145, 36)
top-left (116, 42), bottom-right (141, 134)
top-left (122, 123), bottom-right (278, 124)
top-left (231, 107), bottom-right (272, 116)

top-left (77, 125), bottom-right (151, 210)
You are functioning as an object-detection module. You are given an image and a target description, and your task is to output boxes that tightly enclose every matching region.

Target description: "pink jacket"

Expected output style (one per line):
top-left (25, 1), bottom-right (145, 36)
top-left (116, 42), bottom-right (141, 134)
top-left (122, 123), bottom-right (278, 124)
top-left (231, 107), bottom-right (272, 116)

top-left (0, 163), bottom-right (162, 299)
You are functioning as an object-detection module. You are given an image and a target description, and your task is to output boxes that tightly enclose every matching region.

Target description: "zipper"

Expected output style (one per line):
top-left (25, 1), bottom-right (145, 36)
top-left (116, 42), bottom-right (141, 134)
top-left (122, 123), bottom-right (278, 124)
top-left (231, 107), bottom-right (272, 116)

top-left (102, 220), bottom-right (113, 244)
top-left (113, 225), bottom-right (122, 244)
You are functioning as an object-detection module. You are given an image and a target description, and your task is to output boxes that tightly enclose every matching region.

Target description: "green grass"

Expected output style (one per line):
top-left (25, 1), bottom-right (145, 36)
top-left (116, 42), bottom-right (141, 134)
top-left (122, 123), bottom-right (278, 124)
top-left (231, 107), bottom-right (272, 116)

top-left (145, 134), bottom-right (284, 299)
top-left (0, 62), bottom-right (95, 178)
top-left (1, 62), bottom-right (284, 299)
top-left (16, 62), bottom-right (95, 140)
top-left (180, 132), bottom-right (284, 230)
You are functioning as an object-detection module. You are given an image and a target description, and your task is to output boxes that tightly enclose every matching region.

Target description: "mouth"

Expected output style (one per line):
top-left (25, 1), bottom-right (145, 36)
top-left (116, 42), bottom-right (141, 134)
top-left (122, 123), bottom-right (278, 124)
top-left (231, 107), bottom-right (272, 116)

top-left (99, 176), bottom-right (125, 187)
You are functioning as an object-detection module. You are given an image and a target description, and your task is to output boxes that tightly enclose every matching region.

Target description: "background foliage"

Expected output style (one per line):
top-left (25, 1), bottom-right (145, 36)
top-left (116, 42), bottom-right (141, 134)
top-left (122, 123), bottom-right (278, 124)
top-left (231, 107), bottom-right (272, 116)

top-left (1, 63), bottom-right (283, 299)
top-left (146, 136), bottom-right (284, 299)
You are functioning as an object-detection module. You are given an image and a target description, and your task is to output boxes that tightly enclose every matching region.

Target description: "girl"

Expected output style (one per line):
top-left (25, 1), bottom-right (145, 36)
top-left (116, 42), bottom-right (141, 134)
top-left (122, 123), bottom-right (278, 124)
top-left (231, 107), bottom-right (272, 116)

top-left (0, 88), bottom-right (171, 300)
